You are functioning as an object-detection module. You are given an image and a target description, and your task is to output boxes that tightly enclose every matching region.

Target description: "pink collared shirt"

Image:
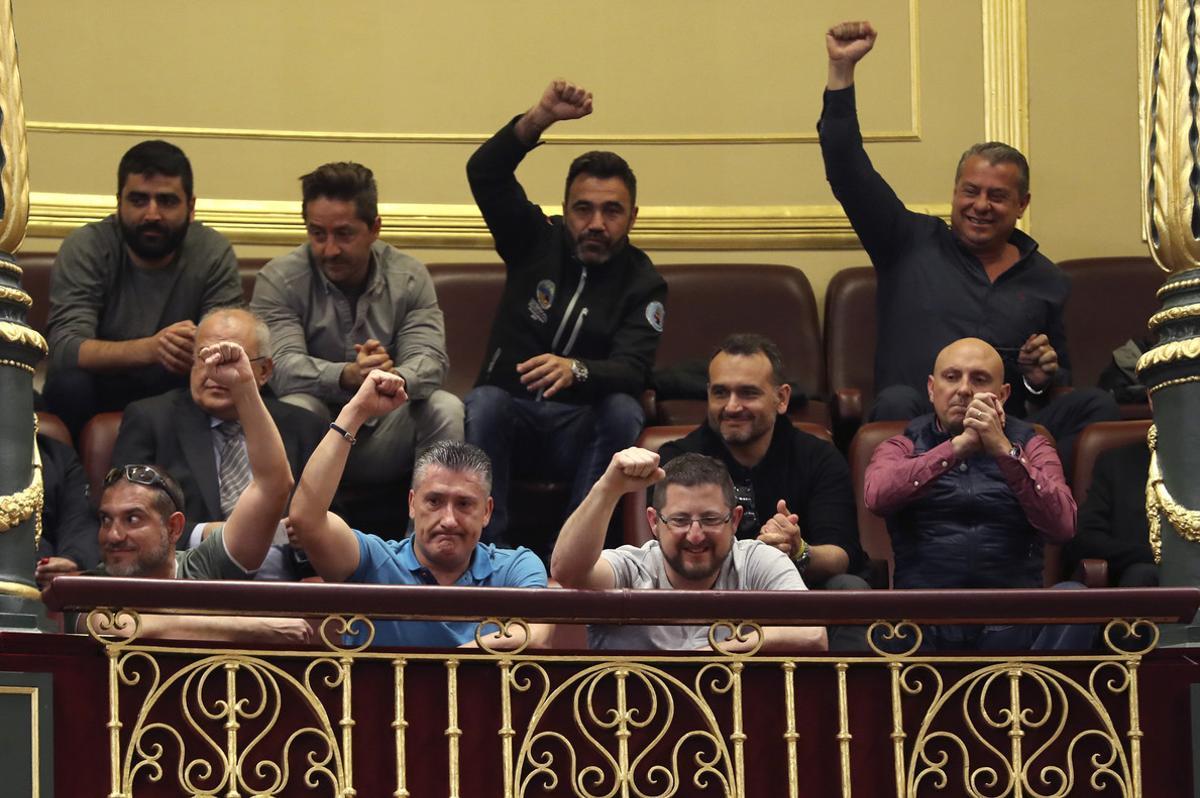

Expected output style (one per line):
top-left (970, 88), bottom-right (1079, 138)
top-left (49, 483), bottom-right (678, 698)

top-left (864, 432), bottom-right (1076, 544)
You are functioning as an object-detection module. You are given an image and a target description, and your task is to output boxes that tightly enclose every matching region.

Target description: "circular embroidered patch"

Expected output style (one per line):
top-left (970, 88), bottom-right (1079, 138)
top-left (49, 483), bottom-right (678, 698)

top-left (645, 300), bottom-right (665, 332)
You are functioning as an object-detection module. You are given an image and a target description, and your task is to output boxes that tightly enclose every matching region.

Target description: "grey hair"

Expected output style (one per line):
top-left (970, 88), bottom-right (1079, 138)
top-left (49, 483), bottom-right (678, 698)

top-left (955, 141), bottom-right (1030, 197)
top-left (199, 306), bottom-right (271, 357)
top-left (412, 440), bottom-right (493, 494)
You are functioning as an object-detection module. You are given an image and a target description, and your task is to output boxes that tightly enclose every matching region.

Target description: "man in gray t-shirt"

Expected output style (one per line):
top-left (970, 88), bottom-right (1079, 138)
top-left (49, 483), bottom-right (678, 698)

top-left (551, 449), bottom-right (827, 652)
top-left (44, 140), bottom-right (242, 439)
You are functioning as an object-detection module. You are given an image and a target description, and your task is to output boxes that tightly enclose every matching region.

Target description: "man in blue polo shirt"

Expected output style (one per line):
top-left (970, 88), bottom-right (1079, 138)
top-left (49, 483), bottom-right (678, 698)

top-left (289, 369), bottom-right (547, 648)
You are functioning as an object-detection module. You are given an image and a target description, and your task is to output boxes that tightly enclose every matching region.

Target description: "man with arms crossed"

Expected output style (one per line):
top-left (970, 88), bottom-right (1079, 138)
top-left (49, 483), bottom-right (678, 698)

top-left (552, 448), bottom-right (827, 652)
top-left (289, 370), bottom-right (549, 649)
top-left (92, 340), bottom-right (309, 644)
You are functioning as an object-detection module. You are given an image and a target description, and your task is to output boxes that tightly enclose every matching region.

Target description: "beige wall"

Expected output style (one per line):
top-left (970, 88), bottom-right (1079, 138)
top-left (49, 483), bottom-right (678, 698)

top-left (11, 0), bottom-right (1148, 310)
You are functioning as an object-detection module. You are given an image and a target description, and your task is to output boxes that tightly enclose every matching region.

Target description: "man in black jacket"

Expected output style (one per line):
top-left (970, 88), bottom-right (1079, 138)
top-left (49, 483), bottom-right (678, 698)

top-left (1063, 440), bottom-right (1157, 587)
top-left (465, 80), bottom-right (667, 550)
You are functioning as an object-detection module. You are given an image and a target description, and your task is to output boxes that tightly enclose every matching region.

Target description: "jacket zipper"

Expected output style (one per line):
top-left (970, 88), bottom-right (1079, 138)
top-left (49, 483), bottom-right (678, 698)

top-left (550, 266), bottom-right (588, 351)
top-left (562, 308), bottom-right (588, 355)
top-left (484, 347), bottom-right (502, 379)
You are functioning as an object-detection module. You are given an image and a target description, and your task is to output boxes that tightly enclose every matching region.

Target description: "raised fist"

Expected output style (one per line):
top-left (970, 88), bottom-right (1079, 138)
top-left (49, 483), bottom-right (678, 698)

top-left (603, 447), bottom-right (665, 495)
top-left (197, 341), bottom-right (253, 388)
top-left (349, 368), bottom-right (408, 419)
top-left (537, 80), bottom-right (594, 123)
top-left (826, 20), bottom-right (877, 64)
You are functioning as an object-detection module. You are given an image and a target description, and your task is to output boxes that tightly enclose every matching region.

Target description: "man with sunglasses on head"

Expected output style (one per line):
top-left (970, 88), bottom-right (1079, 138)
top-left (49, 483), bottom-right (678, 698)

top-left (551, 448), bottom-right (827, 652)
top-left (92, 340), bottom-right (311, 643)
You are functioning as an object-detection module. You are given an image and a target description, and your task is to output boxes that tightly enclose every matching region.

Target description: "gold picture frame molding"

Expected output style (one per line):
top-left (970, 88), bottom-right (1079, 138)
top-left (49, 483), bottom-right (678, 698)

top-left (24, 0), bottom-right (1023, 251)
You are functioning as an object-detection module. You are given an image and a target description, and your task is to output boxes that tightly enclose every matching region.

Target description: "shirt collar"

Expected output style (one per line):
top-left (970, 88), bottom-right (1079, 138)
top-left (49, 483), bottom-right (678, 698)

top-left (397, 537), bottom-right (494, 584)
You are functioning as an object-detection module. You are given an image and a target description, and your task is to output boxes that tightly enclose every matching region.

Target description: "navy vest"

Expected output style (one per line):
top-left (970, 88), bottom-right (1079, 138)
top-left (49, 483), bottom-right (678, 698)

top-left (888, 414), bottom-right (1043, 589)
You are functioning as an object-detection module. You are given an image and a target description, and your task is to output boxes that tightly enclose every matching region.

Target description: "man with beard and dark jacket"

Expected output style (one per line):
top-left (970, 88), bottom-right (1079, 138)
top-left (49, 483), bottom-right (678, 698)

top-left (44, 140), bottom-right (242, 440)
top-left (464, 80), bottom-right (667, 551)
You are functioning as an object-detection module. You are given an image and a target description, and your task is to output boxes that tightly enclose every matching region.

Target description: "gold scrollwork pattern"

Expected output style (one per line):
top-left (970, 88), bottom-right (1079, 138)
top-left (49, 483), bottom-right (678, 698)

top-left (86, 609), bottom-right (1160, 797)
top-left (0, 320), bottom-right (47, 353)
top-left (513, 661), bottom-right (737, 798)
top-left (0, 425), bottom-right (43, 546)
top-left (1148, 301), bottom-right (1200, 330)
top-left (0, 284), bottom-right (31, 307)
top-left (1137, 338), bottom-right (1200, 373)
top-left (900, 661), bottom-right (1137, 798)
top-left (0, 0), bottom-right (29, 252)
top-left (1145, 424), bottom-right (1200, 562)
top-left (110, 651), bottom-right (348, 796)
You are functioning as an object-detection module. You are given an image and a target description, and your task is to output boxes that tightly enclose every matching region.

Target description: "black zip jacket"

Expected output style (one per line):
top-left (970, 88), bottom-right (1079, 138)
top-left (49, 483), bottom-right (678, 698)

top-left (466, 117), bottom-right (667, 403)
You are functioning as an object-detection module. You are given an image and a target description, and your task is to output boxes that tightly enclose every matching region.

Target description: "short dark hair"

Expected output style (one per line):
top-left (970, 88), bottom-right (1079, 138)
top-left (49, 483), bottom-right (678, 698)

top-left (652, 453), bottom-right (735, 510)
top-left (103, 464), bottom-right (186, 524)
top-left (118, 140), bottom-right (194, 198)
top-left (300, 162), bottom-right (378, 226)
top-left (564, 151), bottom-right (637, 206)
top-left (413, 440), bottom-right (493, 494)
top-left (955, 142), bottom-right (1030, 197)
top-left (712, 333), bottom-right (787, 386)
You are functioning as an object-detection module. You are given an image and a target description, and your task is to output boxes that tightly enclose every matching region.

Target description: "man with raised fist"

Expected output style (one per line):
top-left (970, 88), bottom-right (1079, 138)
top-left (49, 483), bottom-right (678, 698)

top-left (550, 447), bottom-right (827, 652)
top-left (289, 370), bottom-right (548, 649)
top-left (819, 21), bottom-right (1116, 467)
top-left (464, 80), bottom-right (667, 554)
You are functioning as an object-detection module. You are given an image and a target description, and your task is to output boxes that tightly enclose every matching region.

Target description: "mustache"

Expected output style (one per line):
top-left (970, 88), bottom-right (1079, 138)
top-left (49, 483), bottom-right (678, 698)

top-left (135, 221), bottom-right (169, 237)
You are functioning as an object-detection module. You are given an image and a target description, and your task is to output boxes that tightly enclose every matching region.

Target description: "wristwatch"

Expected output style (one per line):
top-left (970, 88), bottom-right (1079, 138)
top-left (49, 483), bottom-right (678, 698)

top-left (791, 538), bottom-right (811, 572)
top-left (570, 359), bottom-right (589, 384)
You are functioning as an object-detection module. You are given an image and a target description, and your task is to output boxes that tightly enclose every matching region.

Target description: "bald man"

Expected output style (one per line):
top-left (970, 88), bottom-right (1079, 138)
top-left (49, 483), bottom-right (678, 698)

top-left (863, 338), bottom-right (1083, 650)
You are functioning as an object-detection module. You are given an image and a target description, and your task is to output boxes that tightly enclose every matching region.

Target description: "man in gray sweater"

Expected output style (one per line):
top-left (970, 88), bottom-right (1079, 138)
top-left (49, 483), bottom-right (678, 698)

top-left (44, 140), bottom-right (242, 439)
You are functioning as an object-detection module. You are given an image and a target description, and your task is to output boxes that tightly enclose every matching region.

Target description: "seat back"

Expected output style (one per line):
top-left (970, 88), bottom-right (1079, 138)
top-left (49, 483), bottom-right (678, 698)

top-left (849, 420), bottom-right (1060, 588)
top-left (621, 422), bottom-right (833, 546)
top-left (1059, 257), bottom-right (1165, 390)
top-left (36, 411), bottom-right (72, 449)
top-left (79, 411), bottom-right (124, 501)
top-left (1071, 419), bottom-right (1153, 505)
top-left (15, 253), bottom-right (55, 334)
top-left (427, 263), bottom-right (506, 399)
top-left (823, 266), bottom-right (877, 411)
top-left (239, 258), bottom-right (271, 304)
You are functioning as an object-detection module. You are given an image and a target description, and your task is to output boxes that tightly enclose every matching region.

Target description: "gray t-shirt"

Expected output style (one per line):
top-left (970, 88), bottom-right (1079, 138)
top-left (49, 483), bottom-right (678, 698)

top-left (175, 527), bottom-right (251, 581)
top-left (588, 539), bottom-right (807, 651)
top-left (47, 215), bottom-right (242, 376)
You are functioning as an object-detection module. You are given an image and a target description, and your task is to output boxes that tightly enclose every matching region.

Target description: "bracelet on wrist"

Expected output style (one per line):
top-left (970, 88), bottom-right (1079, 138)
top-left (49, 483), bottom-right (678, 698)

top-left (329, 422), bottom-right (357, 445)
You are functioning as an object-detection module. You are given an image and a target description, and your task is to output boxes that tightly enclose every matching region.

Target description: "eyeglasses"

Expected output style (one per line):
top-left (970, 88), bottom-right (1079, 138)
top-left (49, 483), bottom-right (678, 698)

top-left (103, 464), bottom-right (182, 512)
top-left (656, 512), bottom-right (733, 532)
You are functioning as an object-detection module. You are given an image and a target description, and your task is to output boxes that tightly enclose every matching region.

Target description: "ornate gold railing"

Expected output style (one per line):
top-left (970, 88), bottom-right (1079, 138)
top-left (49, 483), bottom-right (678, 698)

top-left (42, 579), bottom-right (1200, 798)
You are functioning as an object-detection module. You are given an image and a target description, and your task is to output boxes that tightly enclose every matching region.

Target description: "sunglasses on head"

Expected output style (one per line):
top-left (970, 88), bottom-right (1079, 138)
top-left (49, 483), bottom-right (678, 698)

top-left (103, 464), bottom-right (183, 513)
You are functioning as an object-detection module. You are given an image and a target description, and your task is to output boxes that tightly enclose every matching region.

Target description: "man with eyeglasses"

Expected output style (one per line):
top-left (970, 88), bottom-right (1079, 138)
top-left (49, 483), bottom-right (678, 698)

top-left (91, 341), bottom-right (311, 643)
top-left (551, 448), bottom-right (827, 652)
top-left (112, 308), bottom-right (327, 570)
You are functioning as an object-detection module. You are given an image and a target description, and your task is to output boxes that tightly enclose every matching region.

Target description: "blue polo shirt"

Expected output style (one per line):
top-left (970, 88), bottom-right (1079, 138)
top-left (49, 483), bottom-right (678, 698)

top-left (346, 531), bottom-right (547, 648)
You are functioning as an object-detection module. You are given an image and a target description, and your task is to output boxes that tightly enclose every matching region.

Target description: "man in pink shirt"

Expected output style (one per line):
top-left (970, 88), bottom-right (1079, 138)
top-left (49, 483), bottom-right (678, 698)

top-left (864, 337), bottom-right (1086, 650)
